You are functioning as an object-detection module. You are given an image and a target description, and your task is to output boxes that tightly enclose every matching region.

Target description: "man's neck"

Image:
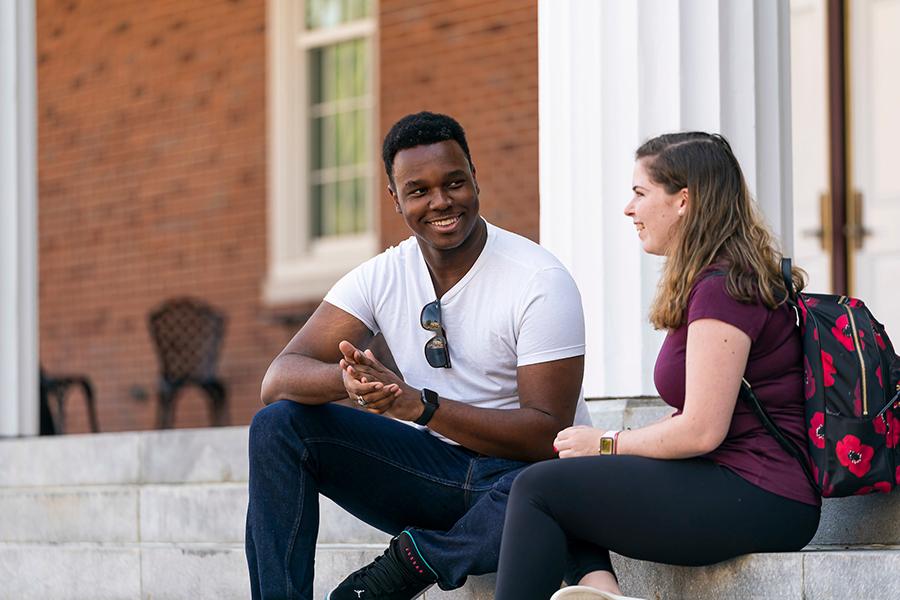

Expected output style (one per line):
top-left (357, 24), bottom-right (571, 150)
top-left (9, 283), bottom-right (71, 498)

top-left (420, 218), bottom-right (488, 298)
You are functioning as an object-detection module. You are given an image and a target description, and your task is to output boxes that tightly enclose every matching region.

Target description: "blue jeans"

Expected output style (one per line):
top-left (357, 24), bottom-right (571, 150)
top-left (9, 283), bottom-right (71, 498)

top-left (245, 400), bottom-right (531, 600)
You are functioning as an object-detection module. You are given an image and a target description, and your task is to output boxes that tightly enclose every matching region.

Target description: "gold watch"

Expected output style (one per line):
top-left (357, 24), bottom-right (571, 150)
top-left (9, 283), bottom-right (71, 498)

top-left (599, 430), bottom-right (620, 455)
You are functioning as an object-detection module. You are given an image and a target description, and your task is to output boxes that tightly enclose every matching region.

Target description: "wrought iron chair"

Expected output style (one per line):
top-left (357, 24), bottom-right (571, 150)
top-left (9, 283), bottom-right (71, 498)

top-left (148, 297), bottom-right (227, 429)
top-left (40, 367), bottom-right (99, 434)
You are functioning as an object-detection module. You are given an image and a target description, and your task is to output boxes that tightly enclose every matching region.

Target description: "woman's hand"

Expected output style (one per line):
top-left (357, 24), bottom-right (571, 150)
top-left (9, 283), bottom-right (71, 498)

top-left (553, 425), bottom-right (604, 458)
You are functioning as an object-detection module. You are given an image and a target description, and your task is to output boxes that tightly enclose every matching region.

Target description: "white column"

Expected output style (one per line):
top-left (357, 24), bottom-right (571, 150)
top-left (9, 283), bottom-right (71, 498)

top-left (0, 0), bottom-right (39, 437)
top-left (539, 0), bottom-right (793, 398)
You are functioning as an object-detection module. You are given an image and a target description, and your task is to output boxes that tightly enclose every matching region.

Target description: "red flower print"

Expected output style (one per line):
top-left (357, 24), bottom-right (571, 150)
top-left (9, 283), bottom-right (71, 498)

top-left (848, 298), bottom-right (863, 308)
top-left (799, 301), bottom-right (808, 325)
top-left (836, 435), bottom-right (875, 477)
top-left (813, 326), bottom-right (819, 341)
top-left (808, 412), bottom-right (825, 449)
top-left (874, 329), bottom-right (887, 351)
top-left (889, 414), bottom-right (898, 448)
top-left (877, 365), bottom-right (883, 388)
top-left (854, 481), bottom-right (891, 495)
top-left (806, 297), bottom-right (820, 308)
top-left (822, 350), bottom-right (836, 387)
top-left (874, 411), bottom-right (900, 448)
top-left (804, 356), bottom-right (816, 400)
top-left (812, 464), bottom-right (835, 494)
top-left (831, 314), bottom-right (865, 351)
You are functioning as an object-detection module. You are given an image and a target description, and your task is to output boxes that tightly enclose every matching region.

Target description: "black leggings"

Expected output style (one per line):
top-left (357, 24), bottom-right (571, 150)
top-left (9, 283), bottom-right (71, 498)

top-left (494, 456), bottom-right (820, 600)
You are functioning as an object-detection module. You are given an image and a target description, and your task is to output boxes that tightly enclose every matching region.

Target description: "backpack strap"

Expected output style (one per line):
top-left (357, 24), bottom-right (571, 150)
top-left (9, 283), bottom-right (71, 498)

top-left (739, 378), bottom-right (821, 494)
top-left (781, 257), bottom-right (797, 302)
top-left (700, 262), bottom-right (819, 494)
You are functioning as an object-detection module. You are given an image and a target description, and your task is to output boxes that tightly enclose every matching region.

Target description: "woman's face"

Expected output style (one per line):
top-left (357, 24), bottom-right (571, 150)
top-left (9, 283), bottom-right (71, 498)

top-left (624, 158), bottom-right (687, 256)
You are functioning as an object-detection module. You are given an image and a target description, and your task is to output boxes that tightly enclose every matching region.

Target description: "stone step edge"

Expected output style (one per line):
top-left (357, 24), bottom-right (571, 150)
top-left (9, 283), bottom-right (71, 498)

top-left (2, 541), bottom-right (897, 552)
top-left (0, 481), bottom-right (248, 492)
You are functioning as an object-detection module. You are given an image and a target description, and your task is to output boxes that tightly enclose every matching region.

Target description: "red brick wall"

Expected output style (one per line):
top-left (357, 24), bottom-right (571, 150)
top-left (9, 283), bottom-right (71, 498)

top-left (378, 0), bottom-right (540, 248)
top-left (37, 0), bottom-right (539, 433)
top-left (36, 0), bottom-right (290, 432)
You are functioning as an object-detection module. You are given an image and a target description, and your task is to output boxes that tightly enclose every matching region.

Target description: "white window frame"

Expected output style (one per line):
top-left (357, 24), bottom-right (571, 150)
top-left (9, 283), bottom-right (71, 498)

top-left (265, 0), bottom-right (379, 304)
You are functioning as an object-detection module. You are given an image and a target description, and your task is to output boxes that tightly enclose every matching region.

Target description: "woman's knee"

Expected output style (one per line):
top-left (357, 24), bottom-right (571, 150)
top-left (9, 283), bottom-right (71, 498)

top-left (509, 460), bottom-right (563, 503)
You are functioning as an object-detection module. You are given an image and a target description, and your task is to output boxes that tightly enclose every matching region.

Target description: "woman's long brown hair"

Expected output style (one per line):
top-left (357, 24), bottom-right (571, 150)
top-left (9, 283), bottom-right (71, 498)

top-left (636, 132), bottom-right (806, 330)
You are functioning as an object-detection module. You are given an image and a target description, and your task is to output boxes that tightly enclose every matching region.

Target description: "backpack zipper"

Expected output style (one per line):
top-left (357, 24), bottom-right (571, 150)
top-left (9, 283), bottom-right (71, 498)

top-left (842, 303), bottom-right (868, 415)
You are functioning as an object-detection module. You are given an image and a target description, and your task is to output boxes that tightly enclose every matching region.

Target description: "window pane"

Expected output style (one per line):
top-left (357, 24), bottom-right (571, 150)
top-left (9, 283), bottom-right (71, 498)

top-left (335, 110), bottom-right (356, 167)
top-left (353, 39), bottom-right (368, 98)
top-left (336, 179), bottom-right (354, 235)
top-left (306, 0), bottom-right (373, 30)
top-left (310, 46), bottom-right (339, 105)
top-left (310, 183), bottom-right (323, 238)
top-left (354, 176), bottom-right (369, 231)
top-left (310, 40), bottom-right (369, 105)
top-left (310, 114), bottom-right (336, 170)
top-left (335, 41), bottom-right (353, 100)
top-left (324, 182), bottom-right (336, 236)
top-left (353, 108), bottom-right (367, 165)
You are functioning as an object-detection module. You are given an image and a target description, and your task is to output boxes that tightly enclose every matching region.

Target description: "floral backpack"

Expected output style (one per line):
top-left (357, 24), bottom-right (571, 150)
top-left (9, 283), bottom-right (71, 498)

top-left (738, 258), bottom-right (900, 498)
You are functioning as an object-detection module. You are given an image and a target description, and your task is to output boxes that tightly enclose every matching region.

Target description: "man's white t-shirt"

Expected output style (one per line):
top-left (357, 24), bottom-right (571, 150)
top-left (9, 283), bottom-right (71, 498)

top-left (324, 220), bottom-right (591, 442)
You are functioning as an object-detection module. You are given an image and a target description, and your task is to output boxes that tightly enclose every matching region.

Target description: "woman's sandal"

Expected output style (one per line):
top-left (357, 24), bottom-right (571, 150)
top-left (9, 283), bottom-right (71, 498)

top-left (549, 584), bottom-right (649, 600)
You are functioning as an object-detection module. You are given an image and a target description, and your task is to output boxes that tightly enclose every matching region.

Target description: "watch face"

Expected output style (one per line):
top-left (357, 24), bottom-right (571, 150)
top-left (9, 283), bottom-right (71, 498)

top-left (600, 437), bottom-right (614, 455)
top-left (422, 388), bottom-right (439, 405)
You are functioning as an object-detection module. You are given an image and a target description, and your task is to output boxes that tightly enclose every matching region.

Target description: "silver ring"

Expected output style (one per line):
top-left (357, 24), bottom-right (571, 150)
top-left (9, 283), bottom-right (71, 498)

top-left (356, 394), bottom-right (367, 406)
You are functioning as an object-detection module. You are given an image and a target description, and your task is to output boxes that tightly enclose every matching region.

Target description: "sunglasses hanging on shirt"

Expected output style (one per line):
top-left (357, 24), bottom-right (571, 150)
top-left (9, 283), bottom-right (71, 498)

top-left (420, 299), bottom-right (451, 368)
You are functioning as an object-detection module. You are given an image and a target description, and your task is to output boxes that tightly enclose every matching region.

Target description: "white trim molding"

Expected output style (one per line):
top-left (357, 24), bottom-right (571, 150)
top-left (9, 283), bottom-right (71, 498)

top-left (0, 0), bottom-right (39, 436)
top-left (265, 0), bottom-right (378, 305)
top-left (539, 0), bottom-right (793, 398)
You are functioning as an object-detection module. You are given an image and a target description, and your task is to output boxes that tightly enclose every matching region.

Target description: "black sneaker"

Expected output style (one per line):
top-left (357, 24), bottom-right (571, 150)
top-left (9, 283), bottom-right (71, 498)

top-left (327, 530), bottom-right (437, 600)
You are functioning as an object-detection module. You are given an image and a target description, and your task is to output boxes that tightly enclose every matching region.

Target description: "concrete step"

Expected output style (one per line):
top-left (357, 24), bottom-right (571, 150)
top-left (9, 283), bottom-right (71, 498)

top-left (317, 548), bottom-right (900, 600)
top-left (611, 548), bottom-right (900, 600)
top-left (0, 425), bottom-right (249, 487)
top-left (6, 476), bottom-right (898, 548)
top-left (2, 400), bottom-right (900, 600)
top-left (0, 483), bottom-right (386, 545)
top-left (0, 542), bottom-right (246, 600)
top-left (2, 404), bottom-right (900, 547)
top-left (2, 542), bottom-right (896, 600)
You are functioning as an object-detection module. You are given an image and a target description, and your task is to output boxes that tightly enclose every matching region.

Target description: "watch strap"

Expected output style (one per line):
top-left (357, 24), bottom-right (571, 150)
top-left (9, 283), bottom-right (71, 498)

top-left (414, 388), bottom-right (439, 426)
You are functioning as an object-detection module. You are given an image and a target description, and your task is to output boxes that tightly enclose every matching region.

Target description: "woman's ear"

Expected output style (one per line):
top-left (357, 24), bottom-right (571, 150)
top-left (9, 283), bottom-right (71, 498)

top-left (677, 188), bottom-right (689, 216)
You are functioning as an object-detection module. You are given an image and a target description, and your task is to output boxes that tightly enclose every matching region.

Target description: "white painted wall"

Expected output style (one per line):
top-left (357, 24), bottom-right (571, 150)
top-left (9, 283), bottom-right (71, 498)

top-left (539, 0), bottom-right (793, 398)
top-left (0, 0), bottom-right (39, 437)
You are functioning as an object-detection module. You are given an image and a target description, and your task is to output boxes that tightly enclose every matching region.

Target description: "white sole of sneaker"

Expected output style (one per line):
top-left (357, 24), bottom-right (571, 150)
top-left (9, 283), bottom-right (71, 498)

top-left (549, 585), bottom-right (648, 600)
top-left (324, 583), bottom-right (434, 600)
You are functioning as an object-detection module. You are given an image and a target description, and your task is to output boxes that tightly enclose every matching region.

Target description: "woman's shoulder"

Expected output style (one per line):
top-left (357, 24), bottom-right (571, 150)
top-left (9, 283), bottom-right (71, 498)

top-left (687, 266), bottom-right (771, 341)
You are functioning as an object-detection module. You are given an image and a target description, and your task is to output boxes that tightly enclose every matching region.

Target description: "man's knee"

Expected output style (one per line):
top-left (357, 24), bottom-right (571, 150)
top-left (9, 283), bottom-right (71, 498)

top-left (248, 400), bottom-right (320, 453)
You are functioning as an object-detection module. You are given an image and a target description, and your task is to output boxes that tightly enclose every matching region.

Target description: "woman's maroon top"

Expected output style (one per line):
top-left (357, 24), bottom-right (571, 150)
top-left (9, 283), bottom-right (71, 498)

top-left (654, 273), bottom-right (820, 506)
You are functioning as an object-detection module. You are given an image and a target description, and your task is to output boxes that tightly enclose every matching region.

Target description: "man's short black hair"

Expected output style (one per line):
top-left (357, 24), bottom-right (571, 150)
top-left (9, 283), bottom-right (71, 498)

top-left (382, 112), bottom-right (473, 186)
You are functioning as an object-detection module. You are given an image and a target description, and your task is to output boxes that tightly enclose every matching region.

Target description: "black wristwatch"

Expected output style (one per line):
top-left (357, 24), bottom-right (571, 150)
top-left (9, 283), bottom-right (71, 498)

top-left (414, 388), bottom-right (440, 426)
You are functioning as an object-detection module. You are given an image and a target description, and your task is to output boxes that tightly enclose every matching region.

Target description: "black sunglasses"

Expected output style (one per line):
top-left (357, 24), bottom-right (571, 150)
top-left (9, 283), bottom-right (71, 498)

top-left (420, 299), bottom-right (451, 368)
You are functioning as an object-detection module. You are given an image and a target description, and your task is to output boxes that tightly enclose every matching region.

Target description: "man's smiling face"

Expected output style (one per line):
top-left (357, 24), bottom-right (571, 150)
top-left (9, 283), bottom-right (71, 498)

top-left (389, 139), bottom-right (481, 252)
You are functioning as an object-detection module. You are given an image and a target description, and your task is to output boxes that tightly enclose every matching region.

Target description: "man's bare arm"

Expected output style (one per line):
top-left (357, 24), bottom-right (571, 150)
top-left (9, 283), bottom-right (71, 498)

top-left (424, 356), bottom-right (584, 461)
top-left (342, 346), bottom-right (584, 462)
top-left (260, 302), bottom-right (376, 406)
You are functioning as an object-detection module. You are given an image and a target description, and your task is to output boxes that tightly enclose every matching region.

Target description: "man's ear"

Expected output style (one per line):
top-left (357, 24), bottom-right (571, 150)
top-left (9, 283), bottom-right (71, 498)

top-left (388, 185), bottom-right (401, 213)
